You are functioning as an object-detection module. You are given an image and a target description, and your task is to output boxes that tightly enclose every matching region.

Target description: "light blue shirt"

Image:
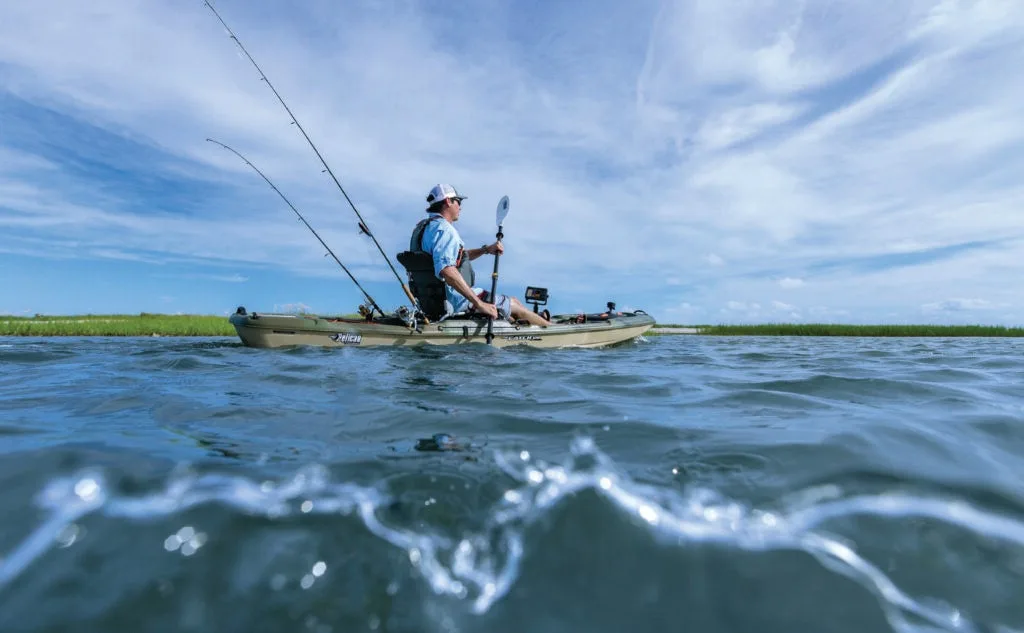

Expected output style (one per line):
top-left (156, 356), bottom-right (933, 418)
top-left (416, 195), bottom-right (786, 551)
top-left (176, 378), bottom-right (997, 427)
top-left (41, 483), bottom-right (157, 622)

top-left (419, 213), bottom-right (482, 314)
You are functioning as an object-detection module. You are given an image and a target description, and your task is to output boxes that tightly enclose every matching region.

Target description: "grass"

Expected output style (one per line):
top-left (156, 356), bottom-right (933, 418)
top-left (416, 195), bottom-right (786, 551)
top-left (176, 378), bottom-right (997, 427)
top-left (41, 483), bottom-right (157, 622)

top-left (656, 323), bottom-right (1024, 337)
top-left (0, 313), bottom-right (236, 337)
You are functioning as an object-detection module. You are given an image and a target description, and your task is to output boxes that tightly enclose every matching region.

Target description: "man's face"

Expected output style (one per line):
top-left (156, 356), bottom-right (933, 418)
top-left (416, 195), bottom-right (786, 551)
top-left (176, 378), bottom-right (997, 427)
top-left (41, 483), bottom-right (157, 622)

top-left (448, 197), bottom-right (462, 221)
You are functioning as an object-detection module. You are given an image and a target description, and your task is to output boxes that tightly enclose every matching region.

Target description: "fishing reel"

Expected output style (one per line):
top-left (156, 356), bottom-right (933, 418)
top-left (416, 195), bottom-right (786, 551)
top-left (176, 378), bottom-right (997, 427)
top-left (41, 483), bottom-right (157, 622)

top-left (393, 305), bottom-right (420, 331)
top-left (357, 304), bottom-right (374, 320)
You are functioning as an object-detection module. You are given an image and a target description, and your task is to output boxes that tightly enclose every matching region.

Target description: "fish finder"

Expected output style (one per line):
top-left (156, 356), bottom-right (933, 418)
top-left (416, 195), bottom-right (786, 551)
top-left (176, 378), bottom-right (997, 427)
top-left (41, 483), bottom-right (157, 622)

top-left (524, 286), bottom-right (548, 313)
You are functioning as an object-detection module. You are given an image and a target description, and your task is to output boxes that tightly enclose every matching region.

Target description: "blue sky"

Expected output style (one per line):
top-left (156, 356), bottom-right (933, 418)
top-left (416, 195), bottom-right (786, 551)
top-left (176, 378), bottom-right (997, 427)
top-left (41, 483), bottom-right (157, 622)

top-left (1, 0), bottom-right (1022, 325)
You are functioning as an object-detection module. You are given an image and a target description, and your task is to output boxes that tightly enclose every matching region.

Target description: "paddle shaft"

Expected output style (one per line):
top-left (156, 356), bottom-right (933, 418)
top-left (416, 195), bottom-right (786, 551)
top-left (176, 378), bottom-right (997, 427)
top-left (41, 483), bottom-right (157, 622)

top-left (485, 225), bottom-right (504, 345)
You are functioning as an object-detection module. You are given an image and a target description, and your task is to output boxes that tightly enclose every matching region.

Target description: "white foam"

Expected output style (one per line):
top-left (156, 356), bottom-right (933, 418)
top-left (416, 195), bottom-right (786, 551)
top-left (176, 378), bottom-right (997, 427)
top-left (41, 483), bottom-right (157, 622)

top-left (2, 440), bottom-right (1022, 632)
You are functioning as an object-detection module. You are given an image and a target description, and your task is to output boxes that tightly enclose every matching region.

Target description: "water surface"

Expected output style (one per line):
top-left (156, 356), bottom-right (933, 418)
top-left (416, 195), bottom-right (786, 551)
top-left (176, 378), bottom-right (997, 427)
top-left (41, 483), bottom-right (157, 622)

top-left (1, 335), bottom-right (1023, 632)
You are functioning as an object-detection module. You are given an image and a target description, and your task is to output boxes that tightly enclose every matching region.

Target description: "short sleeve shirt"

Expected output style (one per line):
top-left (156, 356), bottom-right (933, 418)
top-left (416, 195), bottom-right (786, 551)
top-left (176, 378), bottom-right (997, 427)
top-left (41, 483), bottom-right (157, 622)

top-left (419, 213), bottom-right (481, 314)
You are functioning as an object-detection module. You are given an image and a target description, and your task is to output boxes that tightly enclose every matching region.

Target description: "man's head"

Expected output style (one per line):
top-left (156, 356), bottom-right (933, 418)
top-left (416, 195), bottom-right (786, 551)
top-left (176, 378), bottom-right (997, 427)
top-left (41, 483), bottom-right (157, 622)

top-left (425, 184), bottom-right (466, 220)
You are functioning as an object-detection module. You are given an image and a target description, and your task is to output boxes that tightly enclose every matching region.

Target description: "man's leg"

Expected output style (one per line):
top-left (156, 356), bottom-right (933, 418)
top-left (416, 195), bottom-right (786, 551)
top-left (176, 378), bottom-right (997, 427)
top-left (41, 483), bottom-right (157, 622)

top-left (508, 297), bottom-right (551, 326)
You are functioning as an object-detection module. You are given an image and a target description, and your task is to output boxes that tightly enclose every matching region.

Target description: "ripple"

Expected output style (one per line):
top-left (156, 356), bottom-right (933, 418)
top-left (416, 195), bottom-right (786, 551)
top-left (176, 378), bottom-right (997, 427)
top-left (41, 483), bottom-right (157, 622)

top-left (2, 335), bottom-right (1024, 632)
top-left (0, 424), bottom-right (41, 437)
top-left (698, 388), bottom-right (837, 411)
top-left (0, 348), bottom-right (77, 364)
top-left (2, 439), bottom-right (1023, 632)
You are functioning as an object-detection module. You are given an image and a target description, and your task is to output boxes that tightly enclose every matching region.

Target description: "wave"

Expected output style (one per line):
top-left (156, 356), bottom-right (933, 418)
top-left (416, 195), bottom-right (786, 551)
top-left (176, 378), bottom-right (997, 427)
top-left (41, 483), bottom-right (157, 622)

top-left (2, 438), bottom-right (1022, 632)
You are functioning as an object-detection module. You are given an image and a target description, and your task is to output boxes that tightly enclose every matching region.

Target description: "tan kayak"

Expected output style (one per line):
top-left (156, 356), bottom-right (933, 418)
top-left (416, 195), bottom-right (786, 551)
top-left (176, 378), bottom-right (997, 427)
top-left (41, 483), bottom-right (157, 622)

top-left (228, 306), bottom-right (655, 349)
top-left (202, 10), bottom-right (656, 352)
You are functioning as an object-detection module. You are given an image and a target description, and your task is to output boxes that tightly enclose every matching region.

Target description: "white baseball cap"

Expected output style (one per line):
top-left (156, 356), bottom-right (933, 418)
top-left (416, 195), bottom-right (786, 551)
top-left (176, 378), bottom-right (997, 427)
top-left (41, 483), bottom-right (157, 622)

top-left (425, 183), bottom-right (467, 210)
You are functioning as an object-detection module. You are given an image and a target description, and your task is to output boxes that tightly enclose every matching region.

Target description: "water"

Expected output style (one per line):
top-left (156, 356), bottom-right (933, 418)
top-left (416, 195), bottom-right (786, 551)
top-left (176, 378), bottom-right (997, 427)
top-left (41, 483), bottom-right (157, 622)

top-left (1, 335), bottom-right (1023, 633)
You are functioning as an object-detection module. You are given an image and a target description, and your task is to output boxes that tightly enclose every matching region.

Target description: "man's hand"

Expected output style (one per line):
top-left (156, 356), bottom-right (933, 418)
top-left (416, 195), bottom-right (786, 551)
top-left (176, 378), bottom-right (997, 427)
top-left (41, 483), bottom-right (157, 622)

top-left (473, 300), bottom-right (498, 320)
top-left (489, 241), bottom-right (504, 256)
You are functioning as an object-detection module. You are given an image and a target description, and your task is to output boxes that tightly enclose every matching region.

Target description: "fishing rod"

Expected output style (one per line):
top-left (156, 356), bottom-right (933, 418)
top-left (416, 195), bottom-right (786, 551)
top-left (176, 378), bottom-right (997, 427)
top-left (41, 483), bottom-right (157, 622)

top-left (206, 138), bottom-right (386, 318)
top-left (203, 0), bottom-right (426, 319)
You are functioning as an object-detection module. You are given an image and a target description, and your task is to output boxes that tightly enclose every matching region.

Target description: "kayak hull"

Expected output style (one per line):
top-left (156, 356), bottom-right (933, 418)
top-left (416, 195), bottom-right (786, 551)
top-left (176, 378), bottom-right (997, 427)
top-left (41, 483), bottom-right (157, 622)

top-left (228, 309), bottom-right (655, 349)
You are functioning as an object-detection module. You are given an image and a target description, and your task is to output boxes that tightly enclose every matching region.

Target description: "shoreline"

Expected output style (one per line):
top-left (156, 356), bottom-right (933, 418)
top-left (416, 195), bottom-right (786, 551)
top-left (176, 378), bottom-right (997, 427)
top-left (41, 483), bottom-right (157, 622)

top-left (1, 314), bottom-right (1022, 337)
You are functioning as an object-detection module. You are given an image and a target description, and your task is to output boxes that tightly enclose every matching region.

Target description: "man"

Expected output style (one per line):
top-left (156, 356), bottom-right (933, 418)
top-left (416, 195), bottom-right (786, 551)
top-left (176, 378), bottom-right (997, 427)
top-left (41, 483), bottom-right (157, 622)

top-left (415, 183), bottom-right (551, 326)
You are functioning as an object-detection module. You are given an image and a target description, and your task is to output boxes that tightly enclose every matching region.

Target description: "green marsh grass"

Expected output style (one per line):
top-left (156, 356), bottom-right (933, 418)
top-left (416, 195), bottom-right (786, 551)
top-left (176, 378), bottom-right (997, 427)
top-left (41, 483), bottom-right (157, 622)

top-left (0, 313), bottom-right (236, 337)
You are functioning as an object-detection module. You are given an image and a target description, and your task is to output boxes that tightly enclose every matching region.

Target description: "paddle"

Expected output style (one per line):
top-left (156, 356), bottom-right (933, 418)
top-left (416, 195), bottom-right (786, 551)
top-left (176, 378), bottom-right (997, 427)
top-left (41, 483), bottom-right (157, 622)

top-left (485, 196), bottom-right (510, 345)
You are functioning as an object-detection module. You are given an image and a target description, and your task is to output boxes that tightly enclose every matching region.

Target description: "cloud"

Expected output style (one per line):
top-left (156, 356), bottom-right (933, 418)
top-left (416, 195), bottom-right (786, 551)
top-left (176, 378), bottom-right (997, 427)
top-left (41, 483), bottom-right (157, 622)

top-left (717, 298), bottom-right (803, 323)
top-left (808, 306), bottom-right (850, 318)
top-left (921, 298), bottom-right (998, 313)
top-left (154, 272), bottom-right (250, 283)
top-left (663, 301), bottom-right (699, 316)
top-left (205, 274), bottom-right (248, 283)
top-left (274, 302), bottom-right (313, 314)
top-left (726, 301), bottom-right (756, 312)
top-left (1, 0), bottom-right (1023, 323)
top-left (695, 103), bottom-right (807, 150)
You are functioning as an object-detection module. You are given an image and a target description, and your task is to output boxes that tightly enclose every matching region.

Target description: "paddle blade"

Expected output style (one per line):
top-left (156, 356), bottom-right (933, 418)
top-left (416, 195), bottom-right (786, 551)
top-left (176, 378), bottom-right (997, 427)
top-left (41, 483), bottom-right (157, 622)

top-left (496, 195), bottom-right (509, 226)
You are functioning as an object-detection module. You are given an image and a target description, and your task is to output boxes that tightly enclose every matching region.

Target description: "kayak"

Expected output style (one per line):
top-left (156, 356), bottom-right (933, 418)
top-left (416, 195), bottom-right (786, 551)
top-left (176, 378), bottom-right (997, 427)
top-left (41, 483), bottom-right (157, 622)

top-left (228, 305), bottom-right (655, 349)
top-left (202, 9), bottom-right (656, 353)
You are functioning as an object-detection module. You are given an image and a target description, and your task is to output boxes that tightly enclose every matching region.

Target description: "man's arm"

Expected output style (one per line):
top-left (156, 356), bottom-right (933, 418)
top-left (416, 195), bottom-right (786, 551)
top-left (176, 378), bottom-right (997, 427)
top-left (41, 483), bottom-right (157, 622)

top-left (439, 266), bottom-right (484, 308)
top-left (465, 241), bottom-right (503, 261)
top-left (439, 266), bottom-right (497, 318)
top-left (425, 222), bottom-right (499, 318)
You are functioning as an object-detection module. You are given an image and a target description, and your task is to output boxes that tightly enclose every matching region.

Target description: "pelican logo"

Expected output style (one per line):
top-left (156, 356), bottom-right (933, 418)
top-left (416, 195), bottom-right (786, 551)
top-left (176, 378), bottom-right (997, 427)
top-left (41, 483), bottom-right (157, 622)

top-left (329, 333), bottom-right (362, 345)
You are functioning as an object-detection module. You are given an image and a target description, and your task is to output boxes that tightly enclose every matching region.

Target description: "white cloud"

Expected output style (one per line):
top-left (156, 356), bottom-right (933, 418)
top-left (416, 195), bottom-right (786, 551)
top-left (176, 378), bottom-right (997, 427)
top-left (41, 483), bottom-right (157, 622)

top-left (207, 274), bottom-right (248, 283)
top-left (696, 103), bottom-right (806, 150)
top-left (274, 302), bottom-right (313, 314)
top-left (808, 306), bottom-right (850, 318)
top-left (156, 272), bottom-right (250, 283)
top-left (921, 298), bottom-right (998, 313)
top-left (1, 0), bottom-right (1023, 323)
top-left (663, 301), bottom-right (699, 316)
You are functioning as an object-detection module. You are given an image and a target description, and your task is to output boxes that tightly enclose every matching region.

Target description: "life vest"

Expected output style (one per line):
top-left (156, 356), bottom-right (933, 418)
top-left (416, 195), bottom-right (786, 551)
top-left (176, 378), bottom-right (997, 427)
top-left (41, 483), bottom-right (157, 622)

top-left (396, 215), bottom-right (475, 320)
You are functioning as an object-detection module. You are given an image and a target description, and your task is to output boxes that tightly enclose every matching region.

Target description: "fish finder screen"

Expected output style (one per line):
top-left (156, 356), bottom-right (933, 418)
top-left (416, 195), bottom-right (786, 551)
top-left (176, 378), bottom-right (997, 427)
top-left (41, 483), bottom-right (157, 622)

top-left (524, 287), bottom-right (548, 303)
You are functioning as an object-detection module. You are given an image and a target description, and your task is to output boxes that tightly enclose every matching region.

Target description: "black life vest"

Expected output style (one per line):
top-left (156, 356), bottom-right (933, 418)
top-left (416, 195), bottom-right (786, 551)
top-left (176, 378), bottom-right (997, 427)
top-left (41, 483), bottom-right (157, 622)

top-left (396, 215), bottom-right (475, 320)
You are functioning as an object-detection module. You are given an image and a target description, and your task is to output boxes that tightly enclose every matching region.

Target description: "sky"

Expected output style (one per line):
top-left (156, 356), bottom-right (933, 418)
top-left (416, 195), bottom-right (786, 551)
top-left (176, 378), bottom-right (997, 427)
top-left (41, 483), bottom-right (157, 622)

top-left (1, 0), bottom-right (1022, 325)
